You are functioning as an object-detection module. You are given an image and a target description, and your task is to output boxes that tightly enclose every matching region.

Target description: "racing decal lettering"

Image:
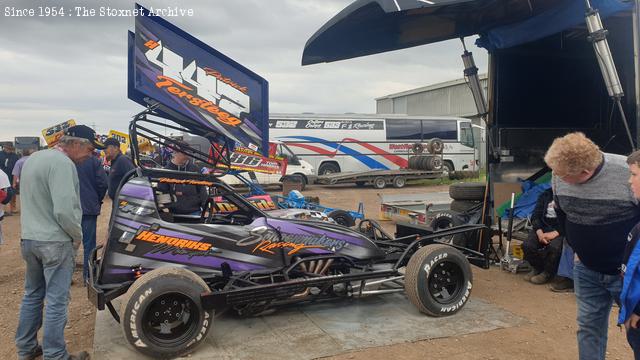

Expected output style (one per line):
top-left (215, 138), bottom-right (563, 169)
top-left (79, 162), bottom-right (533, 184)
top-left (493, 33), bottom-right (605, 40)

top-left (422, 253), bottom-right (448, 276)
top-left (119, 201), bottom-right (155, 216)
top-left (130, 288), bottom-right (153, 348)
top-left (135, 230), bottom-right (212, 251)
top-left (213, 197), bottom-right (277, 213)
top-left (236, 226), bottom-right (347, 254)
top-left (252, 239), bottom-right (324, 256)
top-left (158, 178), bottom-right (214, 186)
top-left (440, 281), bottom-right (472, 313)
top-left (147, 242), bottom-right (219, 258)
top-left (143, 39), bottom-right (249, 126)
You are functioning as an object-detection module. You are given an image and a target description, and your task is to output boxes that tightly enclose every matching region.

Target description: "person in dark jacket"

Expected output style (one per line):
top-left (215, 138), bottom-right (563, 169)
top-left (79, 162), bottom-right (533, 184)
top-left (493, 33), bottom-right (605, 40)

top-left (158, 141), bottom-right (208, 215)
top-left (104, 137), bottom-right (135, 200)
top-left (0, 143), bottom-right (19, 215)
top-left (76, 152), bottom-right (108, 282)
top-left (522, 188), bottom-right (563, 285)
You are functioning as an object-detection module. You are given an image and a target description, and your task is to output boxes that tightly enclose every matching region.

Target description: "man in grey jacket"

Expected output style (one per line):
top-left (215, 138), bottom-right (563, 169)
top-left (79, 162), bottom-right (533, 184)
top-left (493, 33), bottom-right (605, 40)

top-left (14, 125), bottom-right (102, 360)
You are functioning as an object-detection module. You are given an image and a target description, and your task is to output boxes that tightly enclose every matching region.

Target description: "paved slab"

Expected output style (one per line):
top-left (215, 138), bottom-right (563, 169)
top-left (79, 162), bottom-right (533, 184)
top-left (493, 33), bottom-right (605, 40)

top-left (94, 293), bottom-right (526, 359)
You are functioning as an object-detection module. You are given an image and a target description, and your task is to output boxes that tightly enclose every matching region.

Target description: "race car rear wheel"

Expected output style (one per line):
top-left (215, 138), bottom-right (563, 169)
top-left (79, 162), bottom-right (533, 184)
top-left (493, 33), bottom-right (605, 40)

top-left (405, 244), bottom-right (472, 316)
top-left (119, 267), bottom-right (213, 359)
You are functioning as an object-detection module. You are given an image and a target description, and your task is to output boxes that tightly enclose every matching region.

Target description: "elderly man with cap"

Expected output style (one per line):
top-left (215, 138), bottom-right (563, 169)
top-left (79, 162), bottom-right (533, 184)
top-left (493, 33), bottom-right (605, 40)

top-left (14, 125), bottom-right (100, 360)
top-left (103, 137), bottom-right (135, 200)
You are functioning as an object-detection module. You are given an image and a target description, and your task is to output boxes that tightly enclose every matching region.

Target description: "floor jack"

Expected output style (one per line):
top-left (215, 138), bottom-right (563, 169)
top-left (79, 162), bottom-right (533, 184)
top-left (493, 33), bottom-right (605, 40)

top-left (500, 193), bottom-right (531, 273)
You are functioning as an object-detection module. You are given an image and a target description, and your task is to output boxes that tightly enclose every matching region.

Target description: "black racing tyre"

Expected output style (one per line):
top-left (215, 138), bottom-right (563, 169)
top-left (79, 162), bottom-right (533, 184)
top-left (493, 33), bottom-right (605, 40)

top-left (392, 176), bottom-right (406, 188)
top-left (449, 182), bottom-right (486, 201)
top-left (289, 174), bottom-right (306, 191)
top-left (327, 209), bottom-right (355, 227)
top-left (426, 156), bottom-right (443, 171)
top-left (450, 200), bottom-right (481, 213)
top-left (405, 244), bottom-right (473, 316)
top-left (318, 162), bottom-right (340, 175)
top-left (429, 210), bottom-right (466, 245)
top-left (443, 161), bottom-right (455, 178)
top-left (408, 156), bottom-right (420, 170)
top-left (428, 138), bottom-right (444, 154)
top-left (120, 267), bottom-right (213, 359)
top-left (412, 142), bottom-right (425, 155)
top-left (373, 177), bottom-right (386, 189)
top-left (419, 156), bottom-right (430, 171)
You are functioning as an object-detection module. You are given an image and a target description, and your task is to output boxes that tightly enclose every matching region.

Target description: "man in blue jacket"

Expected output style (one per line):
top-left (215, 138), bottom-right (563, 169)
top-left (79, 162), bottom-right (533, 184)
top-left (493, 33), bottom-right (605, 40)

top-left (104, 137), bottom-right (135, 200)
top-left (619, 150), bottom-right (640, 359)
top-left (76, 151), bottom-right (108, 283)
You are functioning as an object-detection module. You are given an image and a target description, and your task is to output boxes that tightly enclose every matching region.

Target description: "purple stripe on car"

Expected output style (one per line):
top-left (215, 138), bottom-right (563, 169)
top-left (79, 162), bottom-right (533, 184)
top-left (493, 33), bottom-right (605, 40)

top-left (266, 218), bottom-right (366, 245)
top-left (144, 252), bottom-right (265, 271)
top-left (120, 183), bottom-right (155, 200)
top-left (115, 217), bottom-right (204, 242)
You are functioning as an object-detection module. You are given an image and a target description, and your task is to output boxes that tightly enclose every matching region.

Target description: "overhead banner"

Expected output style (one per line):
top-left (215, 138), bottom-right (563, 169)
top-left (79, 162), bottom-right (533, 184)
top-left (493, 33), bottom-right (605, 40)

top-left (42, 119), bottom-right (76, 147)
top-left (130, 3), bottom-right (269, 155)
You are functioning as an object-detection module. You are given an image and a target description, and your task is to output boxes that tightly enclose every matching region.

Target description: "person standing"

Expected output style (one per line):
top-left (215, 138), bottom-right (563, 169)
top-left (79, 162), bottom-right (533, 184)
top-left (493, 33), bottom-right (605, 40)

top-left (10, 148), bottom-right (33, 216)
top-left (0, 143), bottom-right (19, 215)
top-left (103, 138), bottom-right (135, 200)
top-left (14, 125), bottom-right (102, 360)
top-left (0, 168), bottom-right (14, 246)
top-left (76, 151), bottom-right (108, 283)
top-left (618, 150), bottom-right (640, 359)
top-left (544, 132), bottom-right (640, 360)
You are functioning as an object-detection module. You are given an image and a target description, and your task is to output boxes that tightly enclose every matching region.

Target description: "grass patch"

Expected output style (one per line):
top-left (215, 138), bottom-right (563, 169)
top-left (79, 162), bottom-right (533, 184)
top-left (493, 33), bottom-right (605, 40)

top-left (409, 169), bottom-right (487, 187)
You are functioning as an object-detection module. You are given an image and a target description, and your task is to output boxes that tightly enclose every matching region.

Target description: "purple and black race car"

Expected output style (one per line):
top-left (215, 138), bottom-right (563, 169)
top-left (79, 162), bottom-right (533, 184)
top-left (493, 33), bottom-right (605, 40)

top-left (87, 115), bottom-right (486, 359)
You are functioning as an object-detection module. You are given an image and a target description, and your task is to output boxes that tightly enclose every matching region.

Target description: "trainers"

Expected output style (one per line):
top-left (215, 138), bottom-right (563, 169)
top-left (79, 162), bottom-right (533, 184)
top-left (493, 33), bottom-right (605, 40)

top-left (530, 272), bottom-right (552, 284)
top-left (19, 345), bottom-right (42, 360)
top-left (523, 269), bottom-right (542, 282)
top-left (68, 351), bottom-right (90, 360)
top-left (549, 277), bottom-right (574, 292)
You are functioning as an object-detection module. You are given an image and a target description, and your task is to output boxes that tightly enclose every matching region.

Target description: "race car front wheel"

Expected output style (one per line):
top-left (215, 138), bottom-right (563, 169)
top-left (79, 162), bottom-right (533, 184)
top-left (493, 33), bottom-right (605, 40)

top-left (405, 244), bottom-right (472, 317)
top-left (119, 267), bottom-right (213, 359)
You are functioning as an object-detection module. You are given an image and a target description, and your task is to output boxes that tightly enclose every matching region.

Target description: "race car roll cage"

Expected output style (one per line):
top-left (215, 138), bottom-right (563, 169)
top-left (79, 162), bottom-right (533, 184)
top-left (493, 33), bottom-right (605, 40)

top-left (89, 106), bottom-right (492, 321)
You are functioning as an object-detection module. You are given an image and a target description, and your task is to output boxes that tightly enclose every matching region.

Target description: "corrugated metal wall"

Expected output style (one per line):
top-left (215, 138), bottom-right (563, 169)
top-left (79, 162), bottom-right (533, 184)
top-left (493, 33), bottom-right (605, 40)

top-left (376, 77), bottom-right (488, 168)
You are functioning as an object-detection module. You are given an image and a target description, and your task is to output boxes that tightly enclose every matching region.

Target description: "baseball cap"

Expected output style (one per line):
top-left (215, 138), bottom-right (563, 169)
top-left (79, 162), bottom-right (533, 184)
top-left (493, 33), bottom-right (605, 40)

top-left (103, 137), bottom-right (122, 148)
top-left (64, 125), bottom-right (105, 150)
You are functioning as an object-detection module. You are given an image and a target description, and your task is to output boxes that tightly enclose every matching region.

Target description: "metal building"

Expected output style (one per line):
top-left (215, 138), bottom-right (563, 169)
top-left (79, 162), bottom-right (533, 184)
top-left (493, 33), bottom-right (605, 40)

top-left (375, 75), bottom-right (488, 167)
top-left (375, 74), bottom-right (488, 123)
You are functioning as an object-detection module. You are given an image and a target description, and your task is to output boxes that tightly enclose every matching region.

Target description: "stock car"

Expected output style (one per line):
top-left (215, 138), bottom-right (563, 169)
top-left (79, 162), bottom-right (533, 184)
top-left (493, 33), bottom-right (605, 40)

top-left (86, 116), bottom-right (486, 359)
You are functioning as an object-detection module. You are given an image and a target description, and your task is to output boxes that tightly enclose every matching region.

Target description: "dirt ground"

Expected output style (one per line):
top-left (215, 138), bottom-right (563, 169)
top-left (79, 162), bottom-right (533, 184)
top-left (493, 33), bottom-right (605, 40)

top-left (0, 183), bottom-right (633, 359)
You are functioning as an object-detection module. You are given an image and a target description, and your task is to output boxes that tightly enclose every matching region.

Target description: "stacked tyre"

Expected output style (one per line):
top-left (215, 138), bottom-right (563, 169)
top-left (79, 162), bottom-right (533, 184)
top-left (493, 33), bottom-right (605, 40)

top-left (408, 155), bottom-right (443, 171)
top-left (449, 182), bottom-right (485, 212)
top-left (447, 182), bottom-right (486, 248)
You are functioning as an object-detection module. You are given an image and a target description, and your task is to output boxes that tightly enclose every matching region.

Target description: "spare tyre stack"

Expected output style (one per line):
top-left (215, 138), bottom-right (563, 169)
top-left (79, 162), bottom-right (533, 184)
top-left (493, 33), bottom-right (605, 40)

top-left (407, 138), bottom-right (444, 171)
top-left (448, 182), bottom-right (486, 212)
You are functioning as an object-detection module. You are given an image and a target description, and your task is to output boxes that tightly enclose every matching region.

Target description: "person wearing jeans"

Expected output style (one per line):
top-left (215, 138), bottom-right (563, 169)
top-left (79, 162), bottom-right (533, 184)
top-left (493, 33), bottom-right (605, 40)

top-left (14, 125), bottom-right (103, 360)
top-left (544, 132), bottom-right (640, 360)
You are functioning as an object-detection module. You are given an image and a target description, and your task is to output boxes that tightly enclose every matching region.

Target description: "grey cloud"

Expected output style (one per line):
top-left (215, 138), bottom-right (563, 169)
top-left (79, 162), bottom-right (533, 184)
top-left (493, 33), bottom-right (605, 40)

top-left (0, 0), bottom-right (488, 140)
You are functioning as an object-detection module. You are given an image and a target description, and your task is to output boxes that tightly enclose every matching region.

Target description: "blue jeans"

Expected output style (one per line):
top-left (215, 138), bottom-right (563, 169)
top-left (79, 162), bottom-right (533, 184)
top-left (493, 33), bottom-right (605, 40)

top-left (573, 261), bottom-right (622, 360)
top-left (627, 327), bottom-right (640, 360)
top-left (15, 240), bottom-right (75, 360)
top-left (81, 215), bottom-right (97, 282)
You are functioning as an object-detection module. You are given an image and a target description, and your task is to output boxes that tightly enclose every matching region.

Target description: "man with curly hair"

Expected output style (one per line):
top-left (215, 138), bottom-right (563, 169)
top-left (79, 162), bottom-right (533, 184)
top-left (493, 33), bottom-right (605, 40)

top-left (544, 132), bottom-right (640, 360)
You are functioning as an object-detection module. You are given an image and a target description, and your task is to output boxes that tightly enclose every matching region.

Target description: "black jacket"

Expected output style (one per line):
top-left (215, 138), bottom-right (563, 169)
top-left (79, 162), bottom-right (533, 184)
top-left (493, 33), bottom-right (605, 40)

top-left (158, 160), bottom-right (208, 214)
top-left (531, 188), bottom-right (559, 233)
top-left (108, 153), bottom-right (135, 200)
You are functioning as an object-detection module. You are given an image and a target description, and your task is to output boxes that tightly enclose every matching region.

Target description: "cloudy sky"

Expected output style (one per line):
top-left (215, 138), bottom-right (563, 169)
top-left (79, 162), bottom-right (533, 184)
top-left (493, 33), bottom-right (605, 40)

top-left (0, 0), bottom-right (488, 142)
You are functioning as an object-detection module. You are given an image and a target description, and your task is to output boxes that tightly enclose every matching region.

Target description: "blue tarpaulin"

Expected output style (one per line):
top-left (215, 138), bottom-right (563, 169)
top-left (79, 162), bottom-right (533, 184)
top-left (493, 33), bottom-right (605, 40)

top-left (476, 0), bottom-right (633, 50)
top-left (504, 181), bottom-right (552, 219)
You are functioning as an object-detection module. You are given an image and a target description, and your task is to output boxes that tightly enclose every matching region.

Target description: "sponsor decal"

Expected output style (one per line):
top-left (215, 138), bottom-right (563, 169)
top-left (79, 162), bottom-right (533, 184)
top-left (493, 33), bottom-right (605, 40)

top-left (236, 226), bottom-right (347, 255)
top-left (213, 195), bottom-right (277, 213)
top-left (210, 142), bottom-right (287, 175)
top-left (143, 39), bottom-right (245, 128)
top-left (119, 201), bottom-right (155, 216)
top-left (42, 119), bottom-right (76, 147)
top-left (135, 229), bottom-right (211, 251)
top-left (157, 178), bottom-right (214, 186)
top-left (268, 119), bottom-right (383, 130)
